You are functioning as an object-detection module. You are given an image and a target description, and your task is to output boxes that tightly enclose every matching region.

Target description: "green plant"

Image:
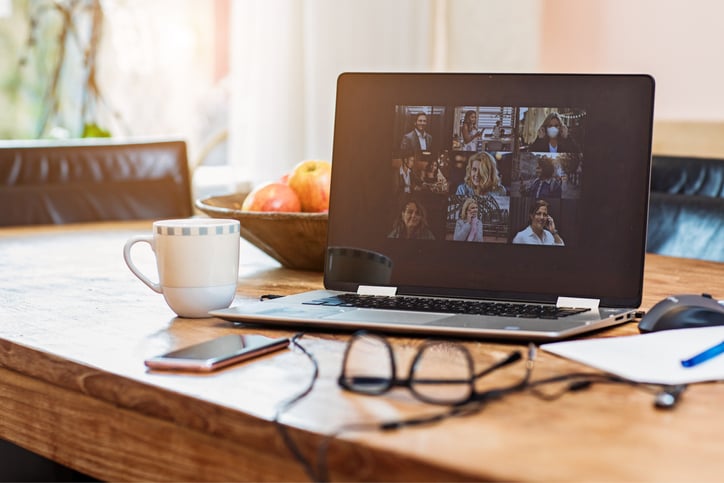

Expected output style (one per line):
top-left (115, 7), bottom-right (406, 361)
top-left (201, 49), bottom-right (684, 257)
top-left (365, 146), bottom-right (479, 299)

top-left (19, 0), bottom-right (114, 138)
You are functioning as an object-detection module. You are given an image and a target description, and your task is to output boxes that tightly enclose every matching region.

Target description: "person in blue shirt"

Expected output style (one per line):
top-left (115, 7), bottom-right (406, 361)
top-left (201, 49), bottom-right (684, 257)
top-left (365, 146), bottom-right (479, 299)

top-left (525, 156), bottom-right (562, 198)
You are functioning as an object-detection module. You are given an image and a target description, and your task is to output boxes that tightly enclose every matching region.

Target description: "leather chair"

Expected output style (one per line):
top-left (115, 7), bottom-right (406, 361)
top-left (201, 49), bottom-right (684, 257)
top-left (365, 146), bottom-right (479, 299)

top-left (0, 138), bottom-right (192, 226)
top-left (647, 155), bottom-right (724, 262)
top-left (0, 138), bottom-right (192, 480)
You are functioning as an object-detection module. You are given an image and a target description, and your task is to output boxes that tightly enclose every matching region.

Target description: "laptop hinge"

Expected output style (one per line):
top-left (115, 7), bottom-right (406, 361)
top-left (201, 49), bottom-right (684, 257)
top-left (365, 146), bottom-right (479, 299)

top-left (557, 296), bottom-right (600, 309)
top-left (357, 285), bottom-right (397, 296)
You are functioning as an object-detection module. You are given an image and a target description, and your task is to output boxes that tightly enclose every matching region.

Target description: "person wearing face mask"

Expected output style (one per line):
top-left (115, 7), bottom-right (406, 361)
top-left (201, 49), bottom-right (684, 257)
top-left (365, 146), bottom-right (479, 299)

top-left (529, 112), bottom-right (579, 153)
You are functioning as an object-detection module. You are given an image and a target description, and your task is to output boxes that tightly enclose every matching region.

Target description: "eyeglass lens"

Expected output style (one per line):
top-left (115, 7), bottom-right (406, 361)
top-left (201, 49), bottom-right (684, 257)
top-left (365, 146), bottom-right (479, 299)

top-left (410, 343), bottom-right (474, 404)
top-left (341, 333), bottom-right (395, 394)
top-left (341, 333), bottom-right (477, 405)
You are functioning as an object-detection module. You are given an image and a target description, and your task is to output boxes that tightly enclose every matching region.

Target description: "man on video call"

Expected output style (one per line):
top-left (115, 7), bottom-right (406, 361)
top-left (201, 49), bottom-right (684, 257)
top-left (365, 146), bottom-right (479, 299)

top-left (400, 112), bottom-right (433, 156)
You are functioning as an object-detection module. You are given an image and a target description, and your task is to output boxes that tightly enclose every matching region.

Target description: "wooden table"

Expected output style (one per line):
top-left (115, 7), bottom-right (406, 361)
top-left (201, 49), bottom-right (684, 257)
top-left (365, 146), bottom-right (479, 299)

top-left (1, 221), bottom-right (723, 482)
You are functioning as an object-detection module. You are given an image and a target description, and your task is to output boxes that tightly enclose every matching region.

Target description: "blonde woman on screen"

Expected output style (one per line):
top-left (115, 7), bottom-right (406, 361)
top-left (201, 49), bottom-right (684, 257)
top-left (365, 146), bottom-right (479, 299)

top-left (453, 197), bottom-right (483, 242)
top-left (455, 152), bottom-right (507, 196)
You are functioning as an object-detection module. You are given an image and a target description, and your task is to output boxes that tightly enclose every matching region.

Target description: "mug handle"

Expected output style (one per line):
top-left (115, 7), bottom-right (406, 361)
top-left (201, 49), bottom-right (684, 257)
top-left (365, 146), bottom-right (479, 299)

top-left (123, 235), bottom-right (162, 294)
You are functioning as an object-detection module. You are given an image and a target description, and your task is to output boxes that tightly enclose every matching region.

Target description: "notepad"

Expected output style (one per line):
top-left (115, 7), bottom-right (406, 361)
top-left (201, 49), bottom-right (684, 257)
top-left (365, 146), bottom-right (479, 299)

top-left (541, 326), bottom-right (724, 385)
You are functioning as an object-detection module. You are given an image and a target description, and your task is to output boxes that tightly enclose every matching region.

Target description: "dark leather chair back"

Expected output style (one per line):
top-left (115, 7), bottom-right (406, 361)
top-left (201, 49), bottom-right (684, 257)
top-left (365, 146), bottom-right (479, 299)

top-left (0, 139), bottom-right (192, 226)
top-left (647, 155), bottom-right (724, 262)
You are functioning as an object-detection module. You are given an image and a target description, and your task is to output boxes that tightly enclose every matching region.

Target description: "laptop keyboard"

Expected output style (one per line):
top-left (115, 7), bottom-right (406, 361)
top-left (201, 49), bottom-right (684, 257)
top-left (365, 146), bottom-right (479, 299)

top-left (302, 294), bottom-right (590, 319)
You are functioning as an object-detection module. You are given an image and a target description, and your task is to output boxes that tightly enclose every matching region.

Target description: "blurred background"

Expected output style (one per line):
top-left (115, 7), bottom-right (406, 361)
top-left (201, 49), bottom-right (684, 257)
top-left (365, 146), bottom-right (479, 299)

top-left (1, 0), bottom-right (722, 198)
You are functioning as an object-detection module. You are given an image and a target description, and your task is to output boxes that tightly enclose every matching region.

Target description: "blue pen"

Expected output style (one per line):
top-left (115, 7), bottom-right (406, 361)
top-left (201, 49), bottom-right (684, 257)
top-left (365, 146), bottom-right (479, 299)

top-left (681, 340), bottom-right (724, 368)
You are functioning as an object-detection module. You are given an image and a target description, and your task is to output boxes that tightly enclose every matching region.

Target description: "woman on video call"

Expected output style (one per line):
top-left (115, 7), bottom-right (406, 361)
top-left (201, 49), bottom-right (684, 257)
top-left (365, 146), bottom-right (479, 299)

top-left (388, 198), bottom-right (435, 240)
top-left (512, 199), bottom-right (564, 246)
top-left (529, 112), bottom-right (579, 154)
top-left (461, 110), bottom-right (483, 151)
top-left (453, 197), bottom-right (483, 242)
top-left (455, 152), bottom-right (507, 197)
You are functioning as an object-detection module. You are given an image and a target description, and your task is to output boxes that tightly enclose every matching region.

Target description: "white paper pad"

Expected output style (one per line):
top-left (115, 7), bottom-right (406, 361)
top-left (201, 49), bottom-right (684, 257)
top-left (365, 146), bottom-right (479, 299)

top-left (541, 326), bottom-right (724, 385)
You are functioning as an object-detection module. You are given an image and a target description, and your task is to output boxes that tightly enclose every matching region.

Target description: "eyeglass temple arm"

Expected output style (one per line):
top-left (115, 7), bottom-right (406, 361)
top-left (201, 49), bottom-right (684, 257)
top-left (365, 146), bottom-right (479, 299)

top-left (408, 351), bottom-right (525, 385)
top-left (472, 350), bottom-right (522, 380)
top-left (468, 345), bottom-right (536, 403)
top-left (344, 375), bottom-right (473, 387)
top-left (342, 348), bottom-right (528, 386)
top-left (342, 375), bottom-right (412, 387)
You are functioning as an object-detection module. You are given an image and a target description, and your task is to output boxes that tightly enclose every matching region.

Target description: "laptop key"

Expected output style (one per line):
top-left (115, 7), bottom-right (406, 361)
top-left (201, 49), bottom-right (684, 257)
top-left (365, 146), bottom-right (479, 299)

top-left (304, 294), bottom-right (590, 319)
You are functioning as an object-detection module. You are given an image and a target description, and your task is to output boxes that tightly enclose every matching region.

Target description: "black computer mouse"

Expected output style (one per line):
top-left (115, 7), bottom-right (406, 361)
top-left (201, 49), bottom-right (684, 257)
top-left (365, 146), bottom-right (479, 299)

top-left (638, 294), bottom-right (724, 333)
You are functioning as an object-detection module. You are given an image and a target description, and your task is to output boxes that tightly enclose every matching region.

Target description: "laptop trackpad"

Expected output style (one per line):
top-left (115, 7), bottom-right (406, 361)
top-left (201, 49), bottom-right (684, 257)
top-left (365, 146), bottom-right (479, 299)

top-left (323, 309), bottom-right (453, 325)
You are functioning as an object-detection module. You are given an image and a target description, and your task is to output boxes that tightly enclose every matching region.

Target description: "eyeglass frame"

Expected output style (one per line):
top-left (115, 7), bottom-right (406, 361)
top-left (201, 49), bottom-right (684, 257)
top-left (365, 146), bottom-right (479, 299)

top-left (337, 331), bottom-right (524, 406)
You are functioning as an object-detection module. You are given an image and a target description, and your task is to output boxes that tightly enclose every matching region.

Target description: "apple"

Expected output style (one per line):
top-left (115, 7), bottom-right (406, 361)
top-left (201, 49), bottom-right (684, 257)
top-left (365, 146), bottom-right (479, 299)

top-left (241, 181), bottom-right (301, 212)
top-left (287, 160), bottom-right (331, 212)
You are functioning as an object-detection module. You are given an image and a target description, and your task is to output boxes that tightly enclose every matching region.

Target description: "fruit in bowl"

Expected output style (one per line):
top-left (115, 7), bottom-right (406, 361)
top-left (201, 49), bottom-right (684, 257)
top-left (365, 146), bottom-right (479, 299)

top-left (196, 193), bottom-right (327, 271)
top-left (241, 181), bottom-right (301, 212)
top-left (194, 160), bottom-right (332, 270)
top-left (287, 160), bottom-right (332, 212)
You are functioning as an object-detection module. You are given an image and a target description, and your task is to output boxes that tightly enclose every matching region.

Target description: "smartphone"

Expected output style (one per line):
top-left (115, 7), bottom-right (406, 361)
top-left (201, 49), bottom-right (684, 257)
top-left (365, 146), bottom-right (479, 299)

top-left (144, 334), bottom-right (289, 372)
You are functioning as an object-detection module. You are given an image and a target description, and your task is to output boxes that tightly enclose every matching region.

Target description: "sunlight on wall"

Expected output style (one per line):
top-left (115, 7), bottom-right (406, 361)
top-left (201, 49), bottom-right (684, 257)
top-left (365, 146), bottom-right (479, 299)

top-left (227, 0), bottom-right (543, 187)
top-left (540, 0), bottom-right (724, 121)
top-left (0, 0), bottom-right (11, 17)
top-left (229, 0), bottom-right (435, 188)
top-left (5, 0), bottom-right (723, 189)
top-left (100, 0), bottom-right (216, 143)
top-left (445, 0), bottom-right (541, 72)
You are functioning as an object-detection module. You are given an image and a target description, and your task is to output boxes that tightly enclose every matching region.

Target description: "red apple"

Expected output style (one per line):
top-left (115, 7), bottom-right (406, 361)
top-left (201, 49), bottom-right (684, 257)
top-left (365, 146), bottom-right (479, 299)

top-left (287, 160), bottom-right (331, 212)
top-left (241, 181), bottom-right (301, 212)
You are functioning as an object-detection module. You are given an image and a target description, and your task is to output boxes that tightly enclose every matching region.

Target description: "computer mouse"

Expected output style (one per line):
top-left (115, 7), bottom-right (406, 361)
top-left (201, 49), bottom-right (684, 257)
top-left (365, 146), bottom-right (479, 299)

top-left (638, 293), bottom-right (724, 333)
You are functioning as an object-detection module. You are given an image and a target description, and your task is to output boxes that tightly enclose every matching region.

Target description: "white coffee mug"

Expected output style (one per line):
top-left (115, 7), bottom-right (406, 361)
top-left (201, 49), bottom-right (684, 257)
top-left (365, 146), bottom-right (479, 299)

top-left (123, 218), bottom-right (240, 318)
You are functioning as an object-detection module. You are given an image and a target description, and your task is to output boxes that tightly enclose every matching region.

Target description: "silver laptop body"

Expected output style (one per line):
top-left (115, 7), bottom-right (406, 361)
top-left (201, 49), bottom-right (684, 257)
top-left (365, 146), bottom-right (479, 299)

top-left (213, 73), bottom-right (655, 341)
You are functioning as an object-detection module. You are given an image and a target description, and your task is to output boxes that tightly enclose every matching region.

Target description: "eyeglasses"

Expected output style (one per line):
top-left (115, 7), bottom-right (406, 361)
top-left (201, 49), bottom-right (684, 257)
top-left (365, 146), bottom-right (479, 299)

top-left (338, 331), bottom-right (528, 406)
top-left (278, 332), bottom-right (685, 483)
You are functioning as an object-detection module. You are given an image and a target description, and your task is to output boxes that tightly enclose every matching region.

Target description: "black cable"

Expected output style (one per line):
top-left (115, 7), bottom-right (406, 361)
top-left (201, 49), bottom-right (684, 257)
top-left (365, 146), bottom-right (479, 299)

top-left (315, 348), bottom-right (537, 481)
top-left (276, 337), bottom-right (689, 482)
top-left (272, 333), bottom-right (321, 482)
top-left (525, 371), bottom-right (682, 408)
top-left (315, 404), bottom-right (485, 482)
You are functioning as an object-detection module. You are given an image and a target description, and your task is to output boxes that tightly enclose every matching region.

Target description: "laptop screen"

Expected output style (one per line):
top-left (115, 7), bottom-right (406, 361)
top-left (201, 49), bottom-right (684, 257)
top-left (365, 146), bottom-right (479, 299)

top-left (326, 73), bottom-right (654, 308)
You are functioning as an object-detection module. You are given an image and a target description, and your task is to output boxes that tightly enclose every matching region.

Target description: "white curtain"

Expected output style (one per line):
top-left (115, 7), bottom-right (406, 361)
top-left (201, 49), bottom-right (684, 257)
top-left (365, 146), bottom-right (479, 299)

top-left (228, 0), bottom-right (540, 187)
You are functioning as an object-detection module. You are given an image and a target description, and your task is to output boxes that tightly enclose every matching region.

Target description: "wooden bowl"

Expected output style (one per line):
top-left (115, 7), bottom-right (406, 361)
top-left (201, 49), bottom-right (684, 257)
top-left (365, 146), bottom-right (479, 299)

top-left (195, 193), bottom-right (328, 271)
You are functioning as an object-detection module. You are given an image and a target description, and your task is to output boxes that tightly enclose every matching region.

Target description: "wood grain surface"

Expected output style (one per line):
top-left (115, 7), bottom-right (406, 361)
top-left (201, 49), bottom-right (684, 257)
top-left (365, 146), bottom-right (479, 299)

top-left (0, 221), bottom-right (723, 482)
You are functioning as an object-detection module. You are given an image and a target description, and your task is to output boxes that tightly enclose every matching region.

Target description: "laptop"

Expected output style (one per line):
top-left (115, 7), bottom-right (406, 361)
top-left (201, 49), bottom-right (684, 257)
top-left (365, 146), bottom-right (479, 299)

top-left (212, 73), bottom-right (655, 341)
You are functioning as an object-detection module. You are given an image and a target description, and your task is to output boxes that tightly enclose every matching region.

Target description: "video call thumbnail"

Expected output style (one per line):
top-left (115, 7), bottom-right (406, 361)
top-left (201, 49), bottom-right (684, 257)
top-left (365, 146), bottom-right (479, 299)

top-left (389, 105), bottom-right (586, 248)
